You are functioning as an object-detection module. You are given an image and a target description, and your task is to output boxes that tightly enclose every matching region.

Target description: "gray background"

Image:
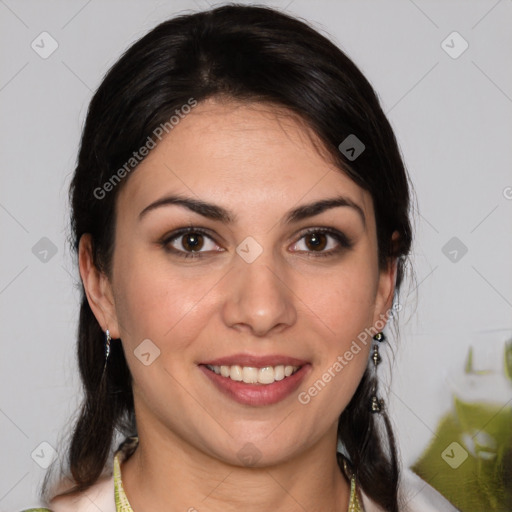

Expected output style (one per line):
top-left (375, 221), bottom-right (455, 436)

top-left (1, 0), bottom-right (511, 509)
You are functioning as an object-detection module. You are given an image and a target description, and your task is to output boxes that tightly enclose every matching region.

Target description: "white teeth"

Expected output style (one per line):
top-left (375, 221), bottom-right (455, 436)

top-left (284, 365), bottom-right (294, 377)
top-left (274, 365), bottom-right (285, 381)
top-left (258, 366), bottom-right (275, 385)
top-left (242, 366), bottom-right (258, 383)
top-left (206, 364), bottom-right (300, 384)
top-left (230, 365), bottom-right (243, 381)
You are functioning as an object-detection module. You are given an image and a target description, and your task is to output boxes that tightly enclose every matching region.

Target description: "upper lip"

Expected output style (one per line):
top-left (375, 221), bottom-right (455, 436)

top-left (200, 353), bottom-right (309, 368)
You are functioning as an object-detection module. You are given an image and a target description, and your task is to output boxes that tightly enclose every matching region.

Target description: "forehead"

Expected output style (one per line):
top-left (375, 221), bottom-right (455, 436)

top-left (117, 99), bottom-right (374, 224)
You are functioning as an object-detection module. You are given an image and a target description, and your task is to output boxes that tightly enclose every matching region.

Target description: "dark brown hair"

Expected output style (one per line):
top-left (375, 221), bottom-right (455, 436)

top-left (42, 4), bottom-right (413, 511)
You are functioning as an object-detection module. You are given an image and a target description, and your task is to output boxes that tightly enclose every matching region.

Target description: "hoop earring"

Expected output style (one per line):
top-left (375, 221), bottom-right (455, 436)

top-left (102, 329), bottom-right (112, 375)
top-left (370, 332), bottom-right (385, 413)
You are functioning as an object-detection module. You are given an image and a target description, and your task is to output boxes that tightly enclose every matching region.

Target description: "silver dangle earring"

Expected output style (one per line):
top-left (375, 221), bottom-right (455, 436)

top-left (102, 329), bottom-right (112, 375)
top-left (370, 332), bottom-right (385, 413)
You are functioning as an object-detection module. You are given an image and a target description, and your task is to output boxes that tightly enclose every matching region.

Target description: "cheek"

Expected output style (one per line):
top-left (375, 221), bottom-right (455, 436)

top-left (299, 257), bottom-right (378, 339)
top-left (112, 248), bottom-right (218, 348)
top-left (301, 276), bottom-right (374, 414)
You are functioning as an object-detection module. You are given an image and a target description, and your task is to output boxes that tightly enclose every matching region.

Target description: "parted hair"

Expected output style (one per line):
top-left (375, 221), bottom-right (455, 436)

top-left (42, 5), bottom-right (413, 511)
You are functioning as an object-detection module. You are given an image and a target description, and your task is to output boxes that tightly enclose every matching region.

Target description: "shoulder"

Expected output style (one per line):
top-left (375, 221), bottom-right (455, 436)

top-left (398, 469), bottom-right (460, 511)
top-left (37, 435), bottom-right (137, 512)
top-left (47, 473), bottom-right (115, 512)
top-left (358, 469), bottom-right (460, 512)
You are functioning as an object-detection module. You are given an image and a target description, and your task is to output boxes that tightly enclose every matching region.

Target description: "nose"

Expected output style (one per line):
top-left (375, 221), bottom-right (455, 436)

top-left (221, 250), bottom-right (297, 337)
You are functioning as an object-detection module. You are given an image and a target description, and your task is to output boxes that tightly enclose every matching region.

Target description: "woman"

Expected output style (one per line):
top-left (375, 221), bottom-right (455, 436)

top-left (22, 4), bottom-right (457, 511)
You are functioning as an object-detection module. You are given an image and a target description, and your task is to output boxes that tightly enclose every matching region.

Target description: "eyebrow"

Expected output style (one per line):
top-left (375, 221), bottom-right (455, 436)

top-left (138, 194), bottom-right (366, 227)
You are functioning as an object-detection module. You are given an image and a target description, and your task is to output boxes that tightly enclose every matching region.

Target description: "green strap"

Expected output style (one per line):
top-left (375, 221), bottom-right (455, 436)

top-left (20, 509), bottom-right (53, 511)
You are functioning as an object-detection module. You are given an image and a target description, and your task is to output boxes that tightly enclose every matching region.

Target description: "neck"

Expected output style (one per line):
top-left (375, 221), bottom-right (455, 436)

top-left (121, 425), bottom-right (351, 512)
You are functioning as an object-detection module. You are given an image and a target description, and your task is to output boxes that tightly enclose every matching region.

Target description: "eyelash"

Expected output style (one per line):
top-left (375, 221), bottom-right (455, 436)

top-left (159, 227), bottom-right (353, 260)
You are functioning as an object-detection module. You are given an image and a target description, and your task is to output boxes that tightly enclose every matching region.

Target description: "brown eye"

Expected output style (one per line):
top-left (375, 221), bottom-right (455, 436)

top-left (290, 228), bottom-right (353, 258)
top-left (161, 228), bottom-right (223, 259)
top-left (304, 232), bottom-right (327, 251)
top-left (181, 232), bottom-right (204, 252)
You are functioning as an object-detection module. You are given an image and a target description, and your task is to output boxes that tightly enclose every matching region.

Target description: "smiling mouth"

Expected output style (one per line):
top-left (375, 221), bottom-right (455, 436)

top-left (204, 364), bottom-right (302, 385)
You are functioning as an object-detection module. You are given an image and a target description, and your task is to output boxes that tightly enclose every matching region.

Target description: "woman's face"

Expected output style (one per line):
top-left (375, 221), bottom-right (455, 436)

top-left (85, 99), bottom-right (396, 466)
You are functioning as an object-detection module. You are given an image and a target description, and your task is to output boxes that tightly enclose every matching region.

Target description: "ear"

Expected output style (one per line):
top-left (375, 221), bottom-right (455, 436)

top-left (78, 234), bottom-right (121, 339)
top-left (372, 231), bottom-right (399, 326)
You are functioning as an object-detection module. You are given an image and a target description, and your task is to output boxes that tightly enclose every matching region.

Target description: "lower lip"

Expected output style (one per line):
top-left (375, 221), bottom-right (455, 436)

top-left (199, 364), bottom-right (311, 406)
